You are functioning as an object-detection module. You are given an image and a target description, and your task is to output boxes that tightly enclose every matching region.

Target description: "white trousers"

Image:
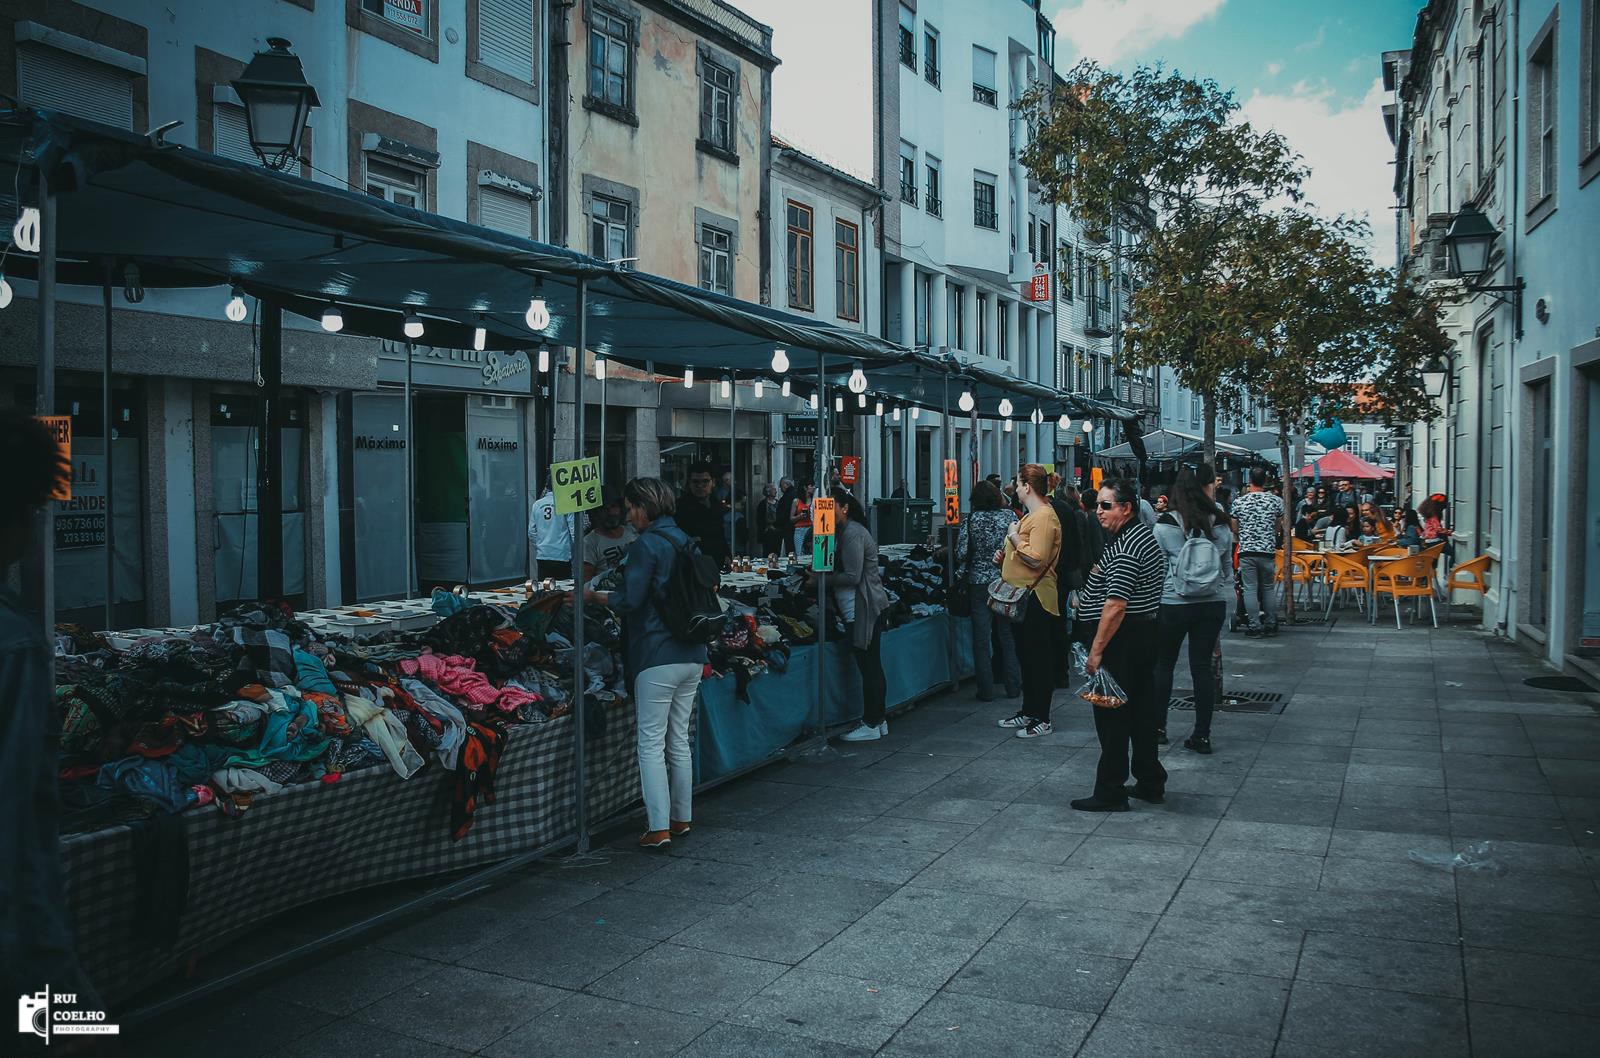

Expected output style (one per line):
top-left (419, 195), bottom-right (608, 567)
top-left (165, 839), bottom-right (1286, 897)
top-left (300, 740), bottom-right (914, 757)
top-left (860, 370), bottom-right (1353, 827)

top-left (634, 662), bottom-right (702, 831)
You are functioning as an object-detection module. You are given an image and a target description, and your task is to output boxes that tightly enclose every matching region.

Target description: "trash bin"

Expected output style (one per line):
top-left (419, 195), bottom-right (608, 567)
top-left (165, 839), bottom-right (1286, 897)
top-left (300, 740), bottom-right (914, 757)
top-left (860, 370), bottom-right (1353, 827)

top-left (876, 499), bottom-right (937, 545)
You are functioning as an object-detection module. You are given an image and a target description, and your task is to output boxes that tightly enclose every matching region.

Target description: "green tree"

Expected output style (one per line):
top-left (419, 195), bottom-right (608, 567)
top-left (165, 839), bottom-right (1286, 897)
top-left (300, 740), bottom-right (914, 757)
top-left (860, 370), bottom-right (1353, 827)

top-left (1018, 61), bottom-right (1306, 463)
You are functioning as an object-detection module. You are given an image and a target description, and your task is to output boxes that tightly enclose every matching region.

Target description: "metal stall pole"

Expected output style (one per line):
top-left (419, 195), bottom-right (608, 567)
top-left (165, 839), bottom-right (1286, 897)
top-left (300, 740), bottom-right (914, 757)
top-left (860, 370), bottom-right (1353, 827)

top-left (729, 380), bottom-right (737, 558)
top-left (941, 374), bottom-right (957, 692)
top-left (35, 174), bottom-right (58, 647)
top-left (570, 278), bottom-right (591, 854)
top-left (814, 353), bottom-right (828, 737)
top-left (101, 266), bottom-right (115, 632)
top-left (258, 303), bottom-right (284, 600)
top-left (404, 340), bottom-right (416, 598)
top-left (598, 361), bottom-right (607, 493)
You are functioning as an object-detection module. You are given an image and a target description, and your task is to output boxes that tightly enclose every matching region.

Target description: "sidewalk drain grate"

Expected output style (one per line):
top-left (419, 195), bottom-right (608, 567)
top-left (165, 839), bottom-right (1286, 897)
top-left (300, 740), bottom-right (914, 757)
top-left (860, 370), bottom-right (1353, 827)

top-left (1524, 675), bottom-right (1596, 693)
top-left (1170, 690), bottom-right (1286, 714)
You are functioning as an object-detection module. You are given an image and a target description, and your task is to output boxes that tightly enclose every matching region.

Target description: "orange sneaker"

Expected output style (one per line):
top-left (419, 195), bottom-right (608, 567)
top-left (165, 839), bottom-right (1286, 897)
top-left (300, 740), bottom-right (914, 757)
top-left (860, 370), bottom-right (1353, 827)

top-left (670, 821), bottom-right (692, 837)
top-left (638, 830), bottom-right (672, 849)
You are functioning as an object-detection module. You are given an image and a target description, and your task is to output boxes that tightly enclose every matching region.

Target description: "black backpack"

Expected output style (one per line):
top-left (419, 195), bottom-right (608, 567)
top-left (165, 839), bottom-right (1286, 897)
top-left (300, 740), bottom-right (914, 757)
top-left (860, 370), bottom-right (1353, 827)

top-left (654, 530), bottom-right (727, 644)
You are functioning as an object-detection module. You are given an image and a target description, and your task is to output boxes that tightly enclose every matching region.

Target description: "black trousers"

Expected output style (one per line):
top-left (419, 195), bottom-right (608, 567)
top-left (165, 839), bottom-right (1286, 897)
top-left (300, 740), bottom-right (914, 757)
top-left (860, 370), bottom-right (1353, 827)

top-left (850, 614), bottom-right (888, 727)
top-left (1019, 595), bottom-right (1059, 722)
top-left (1090, 617), bottom-right (1167, 800)
top-left (1151, 601), bottom-right (1227, 738)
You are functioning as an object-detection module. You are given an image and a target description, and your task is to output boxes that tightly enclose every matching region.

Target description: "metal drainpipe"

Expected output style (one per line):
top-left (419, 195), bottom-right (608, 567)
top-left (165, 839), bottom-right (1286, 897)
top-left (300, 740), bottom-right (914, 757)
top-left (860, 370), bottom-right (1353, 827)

top-left (1498, 0), bottom-right (1521, 636)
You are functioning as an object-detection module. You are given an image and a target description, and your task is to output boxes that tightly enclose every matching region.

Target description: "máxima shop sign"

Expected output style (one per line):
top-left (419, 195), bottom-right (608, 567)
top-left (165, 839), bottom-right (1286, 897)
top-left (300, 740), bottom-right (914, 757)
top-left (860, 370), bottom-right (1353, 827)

top-left (377, 341), bottom-right (532, 393)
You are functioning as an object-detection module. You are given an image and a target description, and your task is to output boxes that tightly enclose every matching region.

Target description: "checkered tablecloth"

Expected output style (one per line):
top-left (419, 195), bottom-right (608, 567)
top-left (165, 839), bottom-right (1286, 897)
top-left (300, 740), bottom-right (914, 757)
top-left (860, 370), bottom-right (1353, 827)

top-left (62, 703), bottom-right (641, 1004)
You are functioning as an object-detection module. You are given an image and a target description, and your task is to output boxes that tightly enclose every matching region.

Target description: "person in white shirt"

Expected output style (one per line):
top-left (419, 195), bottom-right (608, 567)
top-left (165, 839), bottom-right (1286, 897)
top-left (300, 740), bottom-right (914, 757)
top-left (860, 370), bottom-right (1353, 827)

top-left (581, 489), bottom-right (638, 585)
top-left (529, 485), bottom-right (573, 580)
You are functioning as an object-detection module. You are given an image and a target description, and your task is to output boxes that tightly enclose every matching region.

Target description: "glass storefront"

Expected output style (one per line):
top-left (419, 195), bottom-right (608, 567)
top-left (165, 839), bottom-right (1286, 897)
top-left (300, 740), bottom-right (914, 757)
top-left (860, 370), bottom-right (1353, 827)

top-left (211, 393), bottom-right (306, 610)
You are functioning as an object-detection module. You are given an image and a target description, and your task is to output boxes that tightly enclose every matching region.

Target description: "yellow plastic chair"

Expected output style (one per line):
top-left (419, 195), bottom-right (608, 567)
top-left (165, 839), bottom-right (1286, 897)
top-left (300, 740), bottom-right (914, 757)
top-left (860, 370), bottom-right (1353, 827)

top-left (1443, 554), bottom-right (1492, 618)
top-left (1372, 552), bottom-right (1439, 628)
top-left (1322, 552), bottom-right (1369, 616)
top-left (1276, 546), bottom-right (1317, 606)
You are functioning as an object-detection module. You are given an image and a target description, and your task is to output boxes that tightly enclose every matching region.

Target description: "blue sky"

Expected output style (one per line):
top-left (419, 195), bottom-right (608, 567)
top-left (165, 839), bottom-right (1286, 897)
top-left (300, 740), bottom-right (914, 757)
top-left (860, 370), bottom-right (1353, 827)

top-left (739, 0), bottom-right (1422, 265)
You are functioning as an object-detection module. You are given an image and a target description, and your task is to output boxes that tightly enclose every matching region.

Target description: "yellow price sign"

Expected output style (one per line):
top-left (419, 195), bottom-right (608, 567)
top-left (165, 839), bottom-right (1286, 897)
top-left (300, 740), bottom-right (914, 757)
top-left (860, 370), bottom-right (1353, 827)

top-left (812, 496), bottom-right (836, 538)
top-left (552, 457), bottom-right (602, 515)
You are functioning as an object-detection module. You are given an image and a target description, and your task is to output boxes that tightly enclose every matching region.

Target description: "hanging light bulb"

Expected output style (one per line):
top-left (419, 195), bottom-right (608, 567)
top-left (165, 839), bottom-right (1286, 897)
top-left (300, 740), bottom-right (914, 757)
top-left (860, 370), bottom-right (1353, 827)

top-left (721, 376), bottom-right (732, 399)
top-left (771, 347), bottom-right (790, 373)
top-left (1031, 406), bottom-right (1044, 426)
top-left (857, 392), bottom-right (867, 409)
top-left (835, 395), bottom-right (844, 413)
top-left (892, 405), bottom-right (901, 423)
top-left (473, 316), bottom-right (487, 351)
top-left (0, 275), bottom-right (11, 310)
top-left (911, 406), bottom-right (921, 420)
top-left (958, 390), bottom-right (975, 413)
top-left (12, 207), bottom-right (40, 253)
top-left (684, 367), bottom-right (695, 389)
top-left (403, 312), bottom-right (425, 339)
top-left (847, 365), bottom-right (868, 393)
top-left (1057, 413), bottom-right (1072, 430)
top-left (998, 398), bottom-right (1014, 418)
top-left (537, 342), bottom-right (550, 372)
top-left (875, 399), bottom-right (884, 417)
top-left (1003, 418), bottom-right (1014, 433)
top-left (320, 304), bottom-right (344, 332)
top-left (809, 392), bottom-right (818, 410)
top-left (781, 379), bottom-right (792, 398)
top-left (525, 282), bottom-right (551, 330)
top-left (754, 378), bottom-right (764, 398)
top-left (594, 355), bottom-right (606, 380)
top-left (225, 286), bottom-right (248, 322)
top-left (1084, 420), bottom-right (1096, 433)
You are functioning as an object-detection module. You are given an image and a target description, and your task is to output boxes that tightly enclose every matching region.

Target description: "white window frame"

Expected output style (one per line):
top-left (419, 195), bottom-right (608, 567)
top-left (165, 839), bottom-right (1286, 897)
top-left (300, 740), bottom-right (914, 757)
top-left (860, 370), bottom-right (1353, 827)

top-left (698, 223), bottom-right (733, 294)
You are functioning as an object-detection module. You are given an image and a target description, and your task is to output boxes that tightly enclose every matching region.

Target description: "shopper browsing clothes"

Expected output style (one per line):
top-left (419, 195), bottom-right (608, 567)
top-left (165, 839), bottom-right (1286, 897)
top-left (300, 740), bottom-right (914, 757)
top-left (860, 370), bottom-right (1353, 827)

top-left (1071, 478), bottom-right (1168, 811)
top-left (0, 409), bottom-right (99, 1013)
top-left (677, 461), bottom-right (729, 566)
top-left (529, 480), bottom-right (573, 580)
top-left (955, 479), bottom-right (1021, 702)
top-left (580, 487), bottom-right (638, 586)
top-left (1151, 464), bottom-right (1233, 755)
top-left (828, 491), bottom-right (893, 742)
top-left (587, 477), bottom-right (706, 849)
top-left (994, 464), bottom-right (1063, 739)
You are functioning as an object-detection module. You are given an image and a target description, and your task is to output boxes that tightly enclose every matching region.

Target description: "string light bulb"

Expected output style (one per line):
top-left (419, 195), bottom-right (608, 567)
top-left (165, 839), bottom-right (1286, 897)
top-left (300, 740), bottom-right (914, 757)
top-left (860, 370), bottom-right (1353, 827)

top-left (958, 390), bottom-right (975, 413)
top-left (1084, 421), bottom-right (1096, 433)
top-left (594, 355), bottom-right (606, 380)
top-left (0, 275), bottom-right (11, 309)
top-left (754, 378), bottom-right (764, 398)
top-left (525, 292), bottom-right (550, 331)
top-left (875, 399), bottom-right (884, 417)
top-left (998, 398), bottom-right (1014, 418)
top-left (403, 312), bottom-right (425, 339)
top-left (781, 379), bottom-right (792, 398)
top-left (684, 367), bottom-right (695, 389)
top-left (537, 343), bottom-right (550, 372)
top-left (1003, 418), bottom-right (1014, 432)
top-left (911, 406), bottom-right (921, 420)
top-left (320, 304), bottom-right (344, 332)
top-left (12, 207), bottom-right (40, 253)
top-left (857, 392), bottom-right (867, 409)
top-left (1058, 413), bottom-right (1072, 430)
top-left (225, 287), bottom-right (248, 322)
top-left (892, 405), bottom-right (901, 423)
top-left (847, 365), bottom-right (868, 393)
top-left (720, 376), bottom-right (732, 399)
top-left (809, 392), bottom-right (818, 410)
top-left (835, 395), bottom-right (844, 413)
top-left (1031, 406), bottom-right (1044, 426)
top-left (472, 316), bottom-right (487, 351)
top-left (771, 347), bottom-right (790, 373)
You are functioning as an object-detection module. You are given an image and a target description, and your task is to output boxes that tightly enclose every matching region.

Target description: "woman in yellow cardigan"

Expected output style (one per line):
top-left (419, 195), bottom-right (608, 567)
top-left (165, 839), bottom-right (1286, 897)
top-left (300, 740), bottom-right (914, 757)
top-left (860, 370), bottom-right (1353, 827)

top-left (993, 463), bottom-right (1062, 739)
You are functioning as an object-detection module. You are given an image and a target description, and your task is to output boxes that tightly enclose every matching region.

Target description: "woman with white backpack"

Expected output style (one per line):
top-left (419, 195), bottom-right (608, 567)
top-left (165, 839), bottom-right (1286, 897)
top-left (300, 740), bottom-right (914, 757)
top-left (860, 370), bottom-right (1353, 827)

top-left (1150, 463), bottom-right (1235, 755)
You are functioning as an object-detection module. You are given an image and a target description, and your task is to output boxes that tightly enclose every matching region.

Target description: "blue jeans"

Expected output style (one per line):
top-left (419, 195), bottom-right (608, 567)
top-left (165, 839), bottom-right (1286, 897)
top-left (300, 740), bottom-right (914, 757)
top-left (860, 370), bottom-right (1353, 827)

top-left (969, 581), bottom-right (1021, 699)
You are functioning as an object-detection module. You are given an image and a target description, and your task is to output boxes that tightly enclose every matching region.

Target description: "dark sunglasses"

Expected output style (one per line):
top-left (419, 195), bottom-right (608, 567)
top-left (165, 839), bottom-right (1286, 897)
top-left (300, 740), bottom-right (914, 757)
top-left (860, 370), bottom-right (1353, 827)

top-left (1097, 501), bottom-right (1119, 510)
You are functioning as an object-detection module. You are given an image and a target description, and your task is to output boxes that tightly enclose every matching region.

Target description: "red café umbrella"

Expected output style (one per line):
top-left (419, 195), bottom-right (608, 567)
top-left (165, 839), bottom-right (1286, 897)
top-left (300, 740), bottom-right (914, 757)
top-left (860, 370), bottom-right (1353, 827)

top-left (1291, 449), bottom-right (1395, 479)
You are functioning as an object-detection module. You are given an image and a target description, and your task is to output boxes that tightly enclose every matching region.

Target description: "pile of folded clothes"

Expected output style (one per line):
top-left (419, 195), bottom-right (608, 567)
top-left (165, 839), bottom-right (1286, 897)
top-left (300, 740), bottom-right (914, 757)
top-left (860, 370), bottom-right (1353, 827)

top-left (55, 594), bottom-right (626, 839)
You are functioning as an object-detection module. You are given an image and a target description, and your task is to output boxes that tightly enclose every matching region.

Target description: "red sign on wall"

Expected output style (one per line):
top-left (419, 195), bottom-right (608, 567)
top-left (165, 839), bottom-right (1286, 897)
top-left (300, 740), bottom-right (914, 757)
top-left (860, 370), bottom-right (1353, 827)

top-left (1023, 265), bottom-right (1051, 302)
top-left (838, 455), bottom-right (860, 486)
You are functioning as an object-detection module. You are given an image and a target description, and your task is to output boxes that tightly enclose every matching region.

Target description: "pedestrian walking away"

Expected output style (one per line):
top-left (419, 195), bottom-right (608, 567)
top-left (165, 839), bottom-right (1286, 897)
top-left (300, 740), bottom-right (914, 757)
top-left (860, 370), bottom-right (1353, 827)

top-left (585, 477), bottom-right (708, 849)
top-left (956, 479), bottom-right (1021, 702)
top-left (529, 480), bottom-right (574, 581)
top-left (826, 491), bottom-right (893, 742)
top-left (1071, 478), bottom-right (1168, 811)
top-left (1151, 464), bottom-right (1233, 755)
top-left (1232, 468), bottom-right (1283, 637)
top-left (994, 464), bottom-right (1063, 739)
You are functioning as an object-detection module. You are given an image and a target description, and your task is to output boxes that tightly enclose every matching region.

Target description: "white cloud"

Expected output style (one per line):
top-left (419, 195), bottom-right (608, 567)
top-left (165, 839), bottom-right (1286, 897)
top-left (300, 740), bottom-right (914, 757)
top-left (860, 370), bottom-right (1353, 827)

top-left (1049, 0), bottom-right (1226, 65)
top-left (1240, 77), bottom-right (1398, 268)
top-left (1265, 60), bottom-right (1283, 77)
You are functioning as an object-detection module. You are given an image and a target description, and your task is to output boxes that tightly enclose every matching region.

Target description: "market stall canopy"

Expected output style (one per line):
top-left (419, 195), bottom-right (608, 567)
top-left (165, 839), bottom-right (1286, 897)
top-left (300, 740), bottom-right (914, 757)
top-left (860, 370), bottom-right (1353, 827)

top-left (1095, 429), bottom-right (1253, 461)
top-left (1291, 449), bottom-right (1395, 479)
top-left (0, 107), bottom-right (1134, 421)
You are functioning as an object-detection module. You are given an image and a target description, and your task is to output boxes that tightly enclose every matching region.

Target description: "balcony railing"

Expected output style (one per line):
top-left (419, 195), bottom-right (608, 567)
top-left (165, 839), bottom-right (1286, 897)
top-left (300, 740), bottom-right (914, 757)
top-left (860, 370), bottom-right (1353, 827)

top-left (972, 83), bottom-right (997, 107)
top-left (974, 205), bottom-right (997, 229)
top-left (900, 178), bottom-right (918, 206)
top-left (925, 61), bottom-right (940, 88)
top-left (926, 193), bottom-right (942, 218)
top-left (899, 32), bottom-right (916, 69)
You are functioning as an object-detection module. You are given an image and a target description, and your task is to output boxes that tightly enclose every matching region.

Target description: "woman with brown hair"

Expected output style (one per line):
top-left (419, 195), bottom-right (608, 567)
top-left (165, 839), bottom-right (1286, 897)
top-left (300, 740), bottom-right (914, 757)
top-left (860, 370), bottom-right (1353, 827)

top-left (993, 464), bottom-right (1063, 738)
top-left (955, 479), bottom-right (1021, 701)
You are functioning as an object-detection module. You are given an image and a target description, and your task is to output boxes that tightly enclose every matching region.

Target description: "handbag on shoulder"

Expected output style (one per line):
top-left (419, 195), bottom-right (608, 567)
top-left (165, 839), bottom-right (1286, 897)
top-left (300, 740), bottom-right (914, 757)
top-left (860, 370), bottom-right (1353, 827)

top-left (986, 541), bottom-right (1057, 623)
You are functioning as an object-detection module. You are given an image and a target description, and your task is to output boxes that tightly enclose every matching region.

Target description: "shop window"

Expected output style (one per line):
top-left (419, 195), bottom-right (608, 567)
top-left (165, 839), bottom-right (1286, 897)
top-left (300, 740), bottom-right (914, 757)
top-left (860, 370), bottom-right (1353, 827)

top-left (997, 301), bottom-right (1009, 361)
top-left (211, 394), bottom-right (307, 610)
top-left (786, 200), bottom-right (813, 310)
top-left (835, 219), bottom-right (859, 322)
top-left (587, 4), bottom-right (637, 121)
top-left (699, 223), bottom-right (732, 294)
top-left (16, 41), bottom-right (138, 130)
top-left (976, 293), bottom-right (989, 356)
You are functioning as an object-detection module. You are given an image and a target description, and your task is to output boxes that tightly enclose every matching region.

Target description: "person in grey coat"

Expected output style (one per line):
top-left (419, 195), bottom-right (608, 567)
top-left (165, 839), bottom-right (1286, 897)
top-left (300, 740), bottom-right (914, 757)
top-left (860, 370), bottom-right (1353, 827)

top-left (823, 490), bottom-right (892, 742)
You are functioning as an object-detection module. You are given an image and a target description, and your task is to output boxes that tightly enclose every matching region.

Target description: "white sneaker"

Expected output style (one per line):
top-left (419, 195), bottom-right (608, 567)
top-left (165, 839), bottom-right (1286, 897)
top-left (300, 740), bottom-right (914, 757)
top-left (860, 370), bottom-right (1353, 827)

top-left (841, 723), bottom-right (882, 742)
top-left (997, 713), bottom-right (1030, 729)
top-left (878, 721), bottom-right (889, 737)
top-left (1015, 720), bottom-right (1053, 739)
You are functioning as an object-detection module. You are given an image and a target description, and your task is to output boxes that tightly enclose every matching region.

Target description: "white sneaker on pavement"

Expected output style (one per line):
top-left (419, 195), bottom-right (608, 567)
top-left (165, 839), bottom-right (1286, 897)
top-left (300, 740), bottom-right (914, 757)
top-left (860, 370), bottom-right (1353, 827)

top-left (878, 721), bottom-right (889, 736)
top-left (841, 723), bottom-right (882, 742)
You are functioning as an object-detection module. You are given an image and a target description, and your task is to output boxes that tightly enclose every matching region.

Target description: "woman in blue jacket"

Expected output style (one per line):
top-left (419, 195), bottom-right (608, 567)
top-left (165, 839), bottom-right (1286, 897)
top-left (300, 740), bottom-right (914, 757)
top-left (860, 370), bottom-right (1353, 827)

top-left (587, 477), bottom-right (708, 849)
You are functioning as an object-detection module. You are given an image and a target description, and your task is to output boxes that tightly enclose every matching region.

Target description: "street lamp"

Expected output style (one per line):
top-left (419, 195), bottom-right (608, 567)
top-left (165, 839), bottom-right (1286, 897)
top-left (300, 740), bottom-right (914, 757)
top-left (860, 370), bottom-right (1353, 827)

top-left (232, 38), bottom-right (320, 171)
top-left (1442, 205), bottom-right (1525, 337)
top-left (1422, 354), bottom-right (1450, 399)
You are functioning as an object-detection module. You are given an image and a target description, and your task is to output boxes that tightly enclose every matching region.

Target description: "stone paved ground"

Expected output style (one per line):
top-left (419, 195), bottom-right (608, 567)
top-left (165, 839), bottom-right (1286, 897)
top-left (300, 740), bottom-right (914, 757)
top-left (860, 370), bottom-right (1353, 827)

top-left (127, 617), bottom-right (1600, 1058)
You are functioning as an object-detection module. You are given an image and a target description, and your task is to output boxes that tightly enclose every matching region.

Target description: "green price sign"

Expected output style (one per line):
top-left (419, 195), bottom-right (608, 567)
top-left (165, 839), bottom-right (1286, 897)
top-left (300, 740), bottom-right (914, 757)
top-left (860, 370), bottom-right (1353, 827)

top-left (812, 533), bottom-right (835, 572)
top-left (552, 457), bottom-right (602, 515)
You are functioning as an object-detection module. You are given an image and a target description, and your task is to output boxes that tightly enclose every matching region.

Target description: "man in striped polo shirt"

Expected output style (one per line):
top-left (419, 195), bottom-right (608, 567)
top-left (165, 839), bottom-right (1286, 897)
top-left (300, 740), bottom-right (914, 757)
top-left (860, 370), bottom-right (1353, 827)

top-left (1072, 478), bottom-right (1169, 812)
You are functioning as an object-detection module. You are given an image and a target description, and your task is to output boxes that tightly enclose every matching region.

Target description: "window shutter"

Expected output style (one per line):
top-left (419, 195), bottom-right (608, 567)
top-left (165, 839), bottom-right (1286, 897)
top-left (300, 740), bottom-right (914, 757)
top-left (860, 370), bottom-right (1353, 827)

top-left (479, 0), bottom-right (536, 83)
top-left (17, 45), bottom-right (135, 130)
top-left (213, 103), bottom-right (302, 177)
top-left (479, 185), bottom-right (534, 236)
top-left (1528, 59), bottom-right (1545, 206)
top-left (1583, 1), bottom-right (1597, 155)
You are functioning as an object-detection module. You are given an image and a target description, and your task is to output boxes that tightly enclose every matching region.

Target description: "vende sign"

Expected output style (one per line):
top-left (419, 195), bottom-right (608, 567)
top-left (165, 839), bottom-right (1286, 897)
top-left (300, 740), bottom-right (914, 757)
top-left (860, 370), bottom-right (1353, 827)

top-left (1023, 264), bottom-right (1051, 303)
